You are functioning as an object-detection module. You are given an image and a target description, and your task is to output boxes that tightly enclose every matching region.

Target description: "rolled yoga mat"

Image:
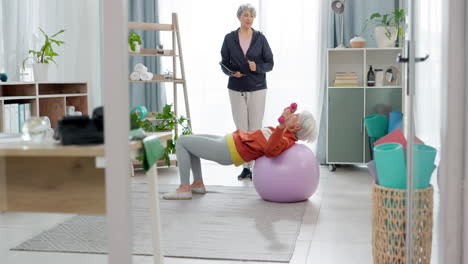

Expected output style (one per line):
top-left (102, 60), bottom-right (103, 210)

top-left (364, 114), bottom-right (388, 139)
top-left (413, 143), bottom-right (437, 189)
top-left (130, 105), bottom-right (148, 120)
top-left (374, 143), bottom-right (437, 189)
top-left (374, 143), bottom-right (406, 189)
top-left (388, 112), bottom-right (403, 133)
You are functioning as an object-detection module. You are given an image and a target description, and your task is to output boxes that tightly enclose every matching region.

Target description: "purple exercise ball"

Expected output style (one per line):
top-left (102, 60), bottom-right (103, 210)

top-left (253, 144), bottom-right (320, 203)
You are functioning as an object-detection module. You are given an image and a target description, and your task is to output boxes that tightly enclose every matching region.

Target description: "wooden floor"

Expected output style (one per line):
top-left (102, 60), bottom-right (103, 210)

top-left (0, 162), bottom-right (440, 264)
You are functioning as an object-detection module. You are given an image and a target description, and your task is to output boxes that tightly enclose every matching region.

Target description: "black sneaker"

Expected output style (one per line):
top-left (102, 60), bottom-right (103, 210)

top-left (237, 168), bottom-right (252, 180)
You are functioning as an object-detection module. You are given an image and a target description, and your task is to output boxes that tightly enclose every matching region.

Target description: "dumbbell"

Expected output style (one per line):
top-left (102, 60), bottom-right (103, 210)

top-left (278, 103), bottom-right (298, 124)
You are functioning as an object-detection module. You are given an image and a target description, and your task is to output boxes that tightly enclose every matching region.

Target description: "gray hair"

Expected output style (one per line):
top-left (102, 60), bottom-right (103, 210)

top-left (295, 110), bottom-right (318, 143)
top-left (237, 3), bottom-right (257, 18)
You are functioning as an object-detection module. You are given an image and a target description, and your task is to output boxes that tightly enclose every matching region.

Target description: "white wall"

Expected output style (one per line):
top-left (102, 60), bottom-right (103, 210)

top-left (0, 0), bottom-right (102, 111)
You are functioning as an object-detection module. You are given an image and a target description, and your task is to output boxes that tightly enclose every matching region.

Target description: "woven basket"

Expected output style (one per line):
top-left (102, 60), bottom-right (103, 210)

top-left (372, 184), bottom-right (433, 264)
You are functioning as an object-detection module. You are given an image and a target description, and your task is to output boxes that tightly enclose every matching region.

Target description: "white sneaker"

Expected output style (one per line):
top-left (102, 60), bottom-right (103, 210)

top-left (162, 191), bottom-right (192, 200)
top-left (191, 186), bottom-right (206, 194)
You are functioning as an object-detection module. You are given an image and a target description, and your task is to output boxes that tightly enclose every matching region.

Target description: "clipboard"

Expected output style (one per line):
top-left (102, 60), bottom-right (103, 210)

top-left (219, 62), bottom-right (236, 74)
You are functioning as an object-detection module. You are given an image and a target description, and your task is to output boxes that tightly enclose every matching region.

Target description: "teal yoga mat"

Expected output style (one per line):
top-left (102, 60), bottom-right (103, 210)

top-left (364, 114), bottom-right (388, 138)
top-left (413, 143), bottom-right (437, 189)
top-left (374, 143), bottom-right (406, 189)
top-left (375, 143), bottom-right (437, 189)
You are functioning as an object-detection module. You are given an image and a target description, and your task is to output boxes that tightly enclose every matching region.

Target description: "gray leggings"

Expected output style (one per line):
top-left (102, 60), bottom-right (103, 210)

top-left (176, 134), bottom-right (233, 185)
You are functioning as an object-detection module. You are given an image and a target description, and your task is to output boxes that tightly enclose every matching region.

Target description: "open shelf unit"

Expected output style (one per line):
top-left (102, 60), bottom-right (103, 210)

top-left (0, 82), bottom-right (88, 132)
top-left (129, 13), bottom-right (191, 168)
top-left (128, 13), bottom-right (191, 135)
top-left (326, 48), bottom-right (404, 170)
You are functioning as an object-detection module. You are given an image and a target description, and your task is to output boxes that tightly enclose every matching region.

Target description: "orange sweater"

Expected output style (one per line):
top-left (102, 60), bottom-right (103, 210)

top-left (226, 126), bottom-right (297, 166)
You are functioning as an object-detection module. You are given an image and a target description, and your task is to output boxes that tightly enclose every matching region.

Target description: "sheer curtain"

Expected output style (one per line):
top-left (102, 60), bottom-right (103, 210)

top-left (0, 0), bottom-right (40, 80)
top-left (157, 0), bottom-right (327, 150)
top-left (0, 0), bottom-right (102, 110)
top-left (128, 0), bottom-right (166, 112)
top-left (414, 0), bottom-right (442, 150)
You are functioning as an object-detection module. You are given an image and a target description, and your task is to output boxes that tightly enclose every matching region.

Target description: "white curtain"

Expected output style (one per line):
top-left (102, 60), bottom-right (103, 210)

top-left (0, 0), bottom-right (102, 111)
top-left (157, 0), bottom-right (327, 151)
top-left (0, 0), bottom-right (39, 79)
top-left (414, 0), bottom-right (442, 151)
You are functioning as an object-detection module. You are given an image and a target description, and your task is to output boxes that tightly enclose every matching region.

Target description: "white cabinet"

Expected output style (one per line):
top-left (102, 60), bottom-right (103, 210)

top-left (326, 48), bottom-right (404, 170)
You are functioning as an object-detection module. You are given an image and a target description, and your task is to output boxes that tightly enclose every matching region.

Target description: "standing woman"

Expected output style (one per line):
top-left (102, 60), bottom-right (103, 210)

top-left (220, 3), bottom-right (274, 180)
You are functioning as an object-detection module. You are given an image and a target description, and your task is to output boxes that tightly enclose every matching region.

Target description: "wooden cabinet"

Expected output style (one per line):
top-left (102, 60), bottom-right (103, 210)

top-left (327, 48), bottom-right (404, 168)
top-left (0, 82), bottom-right (88, 132)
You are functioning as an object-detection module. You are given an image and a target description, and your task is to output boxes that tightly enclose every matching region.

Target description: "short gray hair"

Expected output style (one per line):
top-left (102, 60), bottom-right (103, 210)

top-left (295, 110), bottom-right (318, 143)
top-left (237, 3), bottom-right (257, 18)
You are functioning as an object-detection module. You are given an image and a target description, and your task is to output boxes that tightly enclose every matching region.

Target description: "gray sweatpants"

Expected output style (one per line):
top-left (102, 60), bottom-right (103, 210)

top-left (228, 89), bottom-right (266, 168)
top-left (176, 134), bottom-right (233, 185)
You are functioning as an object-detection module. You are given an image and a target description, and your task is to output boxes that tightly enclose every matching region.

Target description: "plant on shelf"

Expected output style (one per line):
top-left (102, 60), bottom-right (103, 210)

top-left (368, 8), bottom-right (405, 47)
top-left (22, 28), bottom-right (66, 81)
top-left (131, 103), bottom-right (192, 167)
top-left (128, 32), bottom-right (142, 53)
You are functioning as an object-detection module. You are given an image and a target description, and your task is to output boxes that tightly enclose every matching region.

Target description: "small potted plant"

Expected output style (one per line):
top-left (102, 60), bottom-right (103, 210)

top-left (22, 28), bottom-right (65, 81)
top-left (369, 8), bottom-right (405, 48)
top-left (350, 18), bottom-right (370, 48)
top-left (128, 32), bottom-right (142, 53)
top-left (130, 104), bottom-right (192, 167)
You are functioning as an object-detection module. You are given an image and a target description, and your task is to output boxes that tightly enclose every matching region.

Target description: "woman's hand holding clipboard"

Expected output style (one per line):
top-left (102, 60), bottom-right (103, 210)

top-left (220, 62), bottom-right (245, 78)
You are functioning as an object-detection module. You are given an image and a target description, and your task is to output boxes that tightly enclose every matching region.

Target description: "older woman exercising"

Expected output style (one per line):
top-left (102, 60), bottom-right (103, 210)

top-left (163, 103), bottom-right (317, 200)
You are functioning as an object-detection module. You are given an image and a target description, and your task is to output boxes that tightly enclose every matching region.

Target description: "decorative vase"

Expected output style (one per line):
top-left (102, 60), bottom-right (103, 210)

top-left (0, 73), bottom-right (7, 82)
top-left (129, 41), bottom-right (141, 53)
top-left (349, 36), bottom-right (367, 48)
top-left (32, 63), bottom-right (49, 82)
top-left (374, 26), bottom-right (398, 48)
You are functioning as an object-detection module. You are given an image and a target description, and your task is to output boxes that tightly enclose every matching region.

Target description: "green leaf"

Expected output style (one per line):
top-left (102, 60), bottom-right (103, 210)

top-left (370, 13), bottom-right (381, 19)
top-left (39, 28), bottom-right (47, 38)
top-left (50, 29), bottom-right (65, 38)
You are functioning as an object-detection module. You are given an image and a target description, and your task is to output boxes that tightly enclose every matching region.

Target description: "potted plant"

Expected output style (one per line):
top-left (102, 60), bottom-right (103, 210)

top-left (22, 28), bottom-right (65, 81)
top-left (369, 8), bottom-right (405, 48)
top-left (128, 32), bottom-right (142, 53)
top-left (130, 104), bottom-right (192, 167)
top-left (350, 19), bottom-right (370, 48)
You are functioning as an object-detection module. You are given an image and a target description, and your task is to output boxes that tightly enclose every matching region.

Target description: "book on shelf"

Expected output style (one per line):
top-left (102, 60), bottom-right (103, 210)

top-left (18, 104), bottom-right (24, 133)
top-left (333, 82), bottom-right (359, 86)
top-left (24, 103), bottom-right (31, 121)
top-left (10, 104), bottom-right (19, 134)
top-left (334, 71), bottom-right (359, 86)
top-left (335, 72), bottom-right (358, 75)
top-left (2, 103), bottom-right (32, 133)
top-left (3, 104), bottom-right (11, 133)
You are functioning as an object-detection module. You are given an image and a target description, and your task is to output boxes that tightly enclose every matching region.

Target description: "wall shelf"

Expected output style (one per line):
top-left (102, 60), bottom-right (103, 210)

top-left (0, 82), bottom-right (88, 131)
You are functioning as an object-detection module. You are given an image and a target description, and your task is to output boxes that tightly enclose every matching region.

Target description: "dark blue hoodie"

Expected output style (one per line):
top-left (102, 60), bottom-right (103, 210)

top-left (220, 28), bottom-right (274, 92)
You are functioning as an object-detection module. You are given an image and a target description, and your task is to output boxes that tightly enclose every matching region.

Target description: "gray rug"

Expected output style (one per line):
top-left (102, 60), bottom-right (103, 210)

top-left (12, 184), bottom-right (307, 262)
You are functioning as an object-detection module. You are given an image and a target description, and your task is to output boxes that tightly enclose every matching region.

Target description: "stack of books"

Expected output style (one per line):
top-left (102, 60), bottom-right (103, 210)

top-left (334, 72), bottom-right (359, 86)
top-left (3, 103), bottom-right (32, 134)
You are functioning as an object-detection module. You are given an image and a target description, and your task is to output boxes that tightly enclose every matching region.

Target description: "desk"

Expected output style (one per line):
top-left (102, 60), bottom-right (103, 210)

top-left (0, 132), bottom-right (172, 264)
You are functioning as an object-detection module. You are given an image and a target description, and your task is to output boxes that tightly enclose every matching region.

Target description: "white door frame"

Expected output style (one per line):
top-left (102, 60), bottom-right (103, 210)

top-left (102, 0), bottom-right (133, 263)
top-left (439, 0), bottom-right (467, 263)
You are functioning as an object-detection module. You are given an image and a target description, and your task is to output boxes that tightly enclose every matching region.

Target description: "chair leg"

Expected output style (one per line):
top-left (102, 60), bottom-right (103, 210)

top-left (147, 164), bottom-right (164, 264)
top-left (130, 161), bottom-right (135, 177)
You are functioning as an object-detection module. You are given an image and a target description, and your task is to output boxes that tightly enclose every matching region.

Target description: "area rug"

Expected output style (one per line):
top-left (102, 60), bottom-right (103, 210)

top-left (12, 184), bottom-right (307, 262)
